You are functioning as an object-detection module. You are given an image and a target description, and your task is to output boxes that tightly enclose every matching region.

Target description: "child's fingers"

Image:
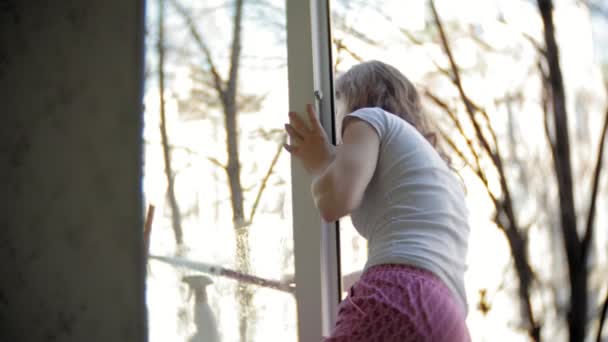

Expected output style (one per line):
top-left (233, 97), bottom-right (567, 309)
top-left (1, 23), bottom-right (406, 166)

top-left (289, 111), bottom-right (311, 134)
top-left (283, 143), bottom-right (299, 154)
top-left (285, 124), bottom-right (303, 142)
top-left (306, 104), bottom-right (324, 133)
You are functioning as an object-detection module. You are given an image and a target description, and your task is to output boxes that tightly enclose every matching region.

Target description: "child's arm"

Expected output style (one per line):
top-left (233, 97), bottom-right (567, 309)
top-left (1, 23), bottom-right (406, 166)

top-left (282, 105), bottom-right (379, 222)
top-left (311, 118), bottom-right (380, 222)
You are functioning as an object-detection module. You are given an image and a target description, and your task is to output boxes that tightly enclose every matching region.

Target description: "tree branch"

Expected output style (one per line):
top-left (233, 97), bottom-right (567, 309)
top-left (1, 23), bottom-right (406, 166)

top-left (333, 38), bottom-right (364, 62)
top-left (226, 0), bottom-right (244, 105)
top-left (438, 129), bottom-right (499, 207)
top-left (248, 136), bottom-right (285, 223)
top-left (423, 89), bottom-right (483, 170)
top-left (429, 1), bottom-right (499, 169)
top-left (430, 1), bottom-right (538, 339)
top-left (523, 32), bottom-right (546, 56)
top-left (206, 156), bottom-right (227, 170)
top-left (400, 28), bottom-right (453, 79)
top-left (429, 0), bottom-right (513, 221)
top-left (581, 107), bottom-right (608, 261)
top-left (169, 0), bottom-right (225, 97)
top-left (332, 13), bottom-right (380, 48)
top-left (537, 1), bottom-right (585, 341)
top-left (438, 129), bottom-right (471, 167)
top-left (539, 60), bottom-right (558, 163)
top-left (158, 0), bottom-right (184, 246)
top-left (466, 25), bottom-right (496, 52)
top-left (537, 0), bottom-right (580, 251)
top-left (425, 90), bottom-right (499, 209)
top-left (597, 287), bottom-right (608, 342)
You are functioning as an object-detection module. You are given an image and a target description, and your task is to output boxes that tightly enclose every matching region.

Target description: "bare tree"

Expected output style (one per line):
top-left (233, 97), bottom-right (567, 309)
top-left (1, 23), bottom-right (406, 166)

top-left (169, 0), bottom-right (252, 339)
top-left (157, 0), bottom-right (184, 246)
top-left (166, 1), bottom-right (286, 340)
top-left (537, 1), bottom-right (608, 341)
top-left (424, 1), bottom-right (608, 340)
top-left (427, 2), bottom-right (539, 339)
top-left (333, 1), bottom-right (608, 341)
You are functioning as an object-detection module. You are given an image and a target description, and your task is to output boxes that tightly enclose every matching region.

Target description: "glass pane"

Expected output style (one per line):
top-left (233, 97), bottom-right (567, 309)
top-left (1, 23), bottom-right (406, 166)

top-left (331, 2), bottom-right (373, 300)
top-left (143, 1), bottom-right (296, 341)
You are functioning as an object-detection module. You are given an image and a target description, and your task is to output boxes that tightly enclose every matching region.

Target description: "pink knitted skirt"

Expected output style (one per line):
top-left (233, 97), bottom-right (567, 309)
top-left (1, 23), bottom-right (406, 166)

top-left (324, 264), bottom-right (470, 342)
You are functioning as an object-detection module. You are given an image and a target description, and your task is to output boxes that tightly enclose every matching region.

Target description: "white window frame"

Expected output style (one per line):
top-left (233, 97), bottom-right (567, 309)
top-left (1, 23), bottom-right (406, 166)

top-left (286, 0), bottom-right (341, 340)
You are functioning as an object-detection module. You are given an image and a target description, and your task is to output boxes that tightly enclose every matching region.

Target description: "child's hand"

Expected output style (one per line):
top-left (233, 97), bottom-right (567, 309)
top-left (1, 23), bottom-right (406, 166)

top-left (283, 104), bottom-right (335, 176)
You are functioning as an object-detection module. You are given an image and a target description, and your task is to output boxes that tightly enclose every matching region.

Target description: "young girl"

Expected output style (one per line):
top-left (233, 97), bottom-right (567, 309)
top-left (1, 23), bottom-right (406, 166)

top-left (284, 60), bottom-right (470, 342)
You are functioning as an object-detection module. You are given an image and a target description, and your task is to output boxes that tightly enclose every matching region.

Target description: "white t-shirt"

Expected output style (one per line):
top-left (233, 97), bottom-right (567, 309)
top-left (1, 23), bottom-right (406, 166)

top-left (344, 107), bottom-right (470, 314)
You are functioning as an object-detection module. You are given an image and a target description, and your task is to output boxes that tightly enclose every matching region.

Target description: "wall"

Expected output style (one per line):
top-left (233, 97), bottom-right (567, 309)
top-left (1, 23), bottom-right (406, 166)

top-left (0, 1), bottom-right (146, 341)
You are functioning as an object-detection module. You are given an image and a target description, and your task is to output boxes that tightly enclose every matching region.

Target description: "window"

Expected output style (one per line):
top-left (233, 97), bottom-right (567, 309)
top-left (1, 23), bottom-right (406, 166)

top-left (143, 1), bottom-right (339, 341)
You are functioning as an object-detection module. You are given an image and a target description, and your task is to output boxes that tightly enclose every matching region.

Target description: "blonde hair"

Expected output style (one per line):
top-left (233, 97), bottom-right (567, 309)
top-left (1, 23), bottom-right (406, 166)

top-left (335, 60), bottom-right (447, 161)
